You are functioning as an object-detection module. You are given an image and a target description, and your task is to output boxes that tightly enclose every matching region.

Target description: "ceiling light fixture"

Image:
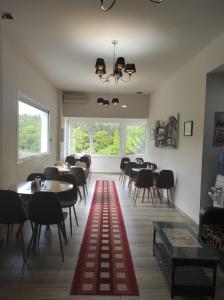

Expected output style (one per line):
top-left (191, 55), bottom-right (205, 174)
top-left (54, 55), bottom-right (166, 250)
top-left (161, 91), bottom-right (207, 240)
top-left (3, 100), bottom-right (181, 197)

top-left (95, 40), bottom-right (136, 84)
top-left (99, 0), bottom-right (164, 11)
top-left (97, 97), bottom-right (119, 108)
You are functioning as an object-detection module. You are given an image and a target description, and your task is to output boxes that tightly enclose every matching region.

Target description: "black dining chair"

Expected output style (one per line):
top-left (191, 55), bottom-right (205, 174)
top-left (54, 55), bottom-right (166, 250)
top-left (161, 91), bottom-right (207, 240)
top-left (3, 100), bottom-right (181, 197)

top-left (0, 190), bottom-right (28, 262)
top-left (58, 174), bottom-right (78, 236)
top-left (133, 169), bottom-right (155, 206)
top-left (135, 157), bottom-right (144, 164)
top-left (26, 172), bottom-right (46, 181)
top-left (65, 155), bottom-right (77, 167)
top-left (26, 191), bottom-right (68, 262)
top-left (123, 161), bottom-right (137, 187)
top-left (43, 167), bottom-right (59, 180)
top-left (70, 167), bottom-right (88, 205)
top-left (79, 156), bottom-right (91, 178)
top-left (155, 170), bottom-right (175, 207)
top-left (119, 157), bottom-right (130, 181)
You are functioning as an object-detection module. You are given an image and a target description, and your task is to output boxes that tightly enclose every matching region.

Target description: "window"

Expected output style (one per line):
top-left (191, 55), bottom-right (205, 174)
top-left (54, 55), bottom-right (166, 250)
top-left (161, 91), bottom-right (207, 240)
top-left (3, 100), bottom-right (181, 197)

top-left (66, 118), bottom-right (146, 157)
top-left (18, 97), bottom-right (49, 160)
top-left (70, 122), bottom-right (90, 155)
top-left (125, 124), bottom-right (146, 155)
top-left (93, 123), bottom-right (120, 155)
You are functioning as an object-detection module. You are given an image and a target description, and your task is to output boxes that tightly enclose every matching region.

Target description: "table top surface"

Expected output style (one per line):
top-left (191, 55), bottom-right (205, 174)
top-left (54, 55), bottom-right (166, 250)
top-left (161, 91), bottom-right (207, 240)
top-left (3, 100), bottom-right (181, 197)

top-left (8, 180), bottom-right (73, 195)
top-left (132, 167), bottom-right (160, 173)
top-left (153, 221), bottom-right (220, 262)
top-left (54, 165), bottom-right (86, 172)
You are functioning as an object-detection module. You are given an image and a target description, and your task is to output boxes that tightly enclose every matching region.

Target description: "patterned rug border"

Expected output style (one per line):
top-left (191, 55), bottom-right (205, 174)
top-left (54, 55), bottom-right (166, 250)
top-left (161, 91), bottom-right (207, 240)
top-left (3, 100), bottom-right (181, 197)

top-left (70, 180), bottom-right (139, 295)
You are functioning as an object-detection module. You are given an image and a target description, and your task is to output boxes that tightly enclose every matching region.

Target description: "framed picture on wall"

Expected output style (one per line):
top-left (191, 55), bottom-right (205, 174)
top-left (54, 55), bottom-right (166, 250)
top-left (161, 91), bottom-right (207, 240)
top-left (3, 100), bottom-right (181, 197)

top-left (184, 121), bottom-right (193, 136)
top-left (214, 112), bottom-right (224, 146)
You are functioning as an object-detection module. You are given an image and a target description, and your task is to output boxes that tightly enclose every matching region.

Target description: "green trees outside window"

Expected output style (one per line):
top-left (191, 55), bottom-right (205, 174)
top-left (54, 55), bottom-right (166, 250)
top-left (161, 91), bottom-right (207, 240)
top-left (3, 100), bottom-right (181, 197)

top-left (125, 125), bottom-right (146, 155)
top-left (93, 123), bottom-right (120, 155)
top-left (18, 100), bottom-right (49, 160)
top-left (70, 123), bottom-right (90, 154)
top-left (69, 121), bottom-right (146, 156)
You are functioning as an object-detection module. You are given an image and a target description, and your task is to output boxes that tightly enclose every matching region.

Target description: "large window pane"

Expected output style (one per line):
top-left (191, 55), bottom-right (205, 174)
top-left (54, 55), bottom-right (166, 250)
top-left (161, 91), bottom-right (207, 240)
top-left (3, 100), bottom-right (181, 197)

top-left (70, 123), bottom-right (90, 155)
top-left (93, 123), bottom-right (120, 155)
top-left (125, 125), bottom-right (146, 155)
top-left (18, 100), bottom-right (49, 160)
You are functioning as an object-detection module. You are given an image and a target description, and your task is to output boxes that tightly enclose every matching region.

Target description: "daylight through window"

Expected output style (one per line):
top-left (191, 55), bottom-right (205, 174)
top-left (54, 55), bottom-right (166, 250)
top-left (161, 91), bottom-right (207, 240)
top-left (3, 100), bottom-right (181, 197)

top-left (18, 98), bottom-right (49, 160)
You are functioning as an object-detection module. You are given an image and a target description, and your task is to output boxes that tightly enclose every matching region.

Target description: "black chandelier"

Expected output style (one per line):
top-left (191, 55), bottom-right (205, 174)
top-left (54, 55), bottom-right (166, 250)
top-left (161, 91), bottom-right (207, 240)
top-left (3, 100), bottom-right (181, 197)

top-left (99, 0), bottom-right (164, 11)
top-left (97, 97), bottom-right (119, 108)
top-left (95, 40), bottom-right (136, 84)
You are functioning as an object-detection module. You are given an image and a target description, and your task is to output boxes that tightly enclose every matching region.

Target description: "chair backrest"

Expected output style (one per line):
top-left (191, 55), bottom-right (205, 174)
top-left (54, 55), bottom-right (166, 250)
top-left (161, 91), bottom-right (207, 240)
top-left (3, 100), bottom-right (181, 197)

top-left (156, 170), bottom-right (174, 189)
top-left (29, 191), bottom-right (64, 225)
top-left (124, 162), bottom-right (137, 176)
top-left (141, 162), bottom-right (157, 170)
top-left (0, 190), bottom-right (27, 224)
top-left (135, 157), bottom-right (144, 164)
top-left (58, 173), bottom-right (78, 201)
top-left (79, 156), bottom-right (90, 169)
top-left (43, 167), bottom-right (59, 180)
top-left (26, 172), bottom-right (46, 181)
top-left (83, 154), bottom-right (91, 164)
top-left (70, 167), bottom-right (86, 186)
top-left (135, 169), bottom-right (154, 188)
top-left (76, 160), bottom-right (87, 169)
top-left (120, 157), bottom-right (130, 169)
top-left (65, 155), bottom-right (77, 166)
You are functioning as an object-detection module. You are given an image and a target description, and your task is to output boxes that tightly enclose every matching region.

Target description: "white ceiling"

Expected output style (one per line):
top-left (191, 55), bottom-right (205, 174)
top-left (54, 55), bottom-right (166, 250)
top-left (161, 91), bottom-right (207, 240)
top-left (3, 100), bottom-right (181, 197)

top-left (1, 0), bottom-right (224, 95)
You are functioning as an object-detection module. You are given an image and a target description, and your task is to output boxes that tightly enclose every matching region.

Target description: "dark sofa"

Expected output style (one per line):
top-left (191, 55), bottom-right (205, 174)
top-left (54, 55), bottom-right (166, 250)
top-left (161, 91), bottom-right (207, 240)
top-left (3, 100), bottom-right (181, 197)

top-left (199, 206), bottom-right (224, 269)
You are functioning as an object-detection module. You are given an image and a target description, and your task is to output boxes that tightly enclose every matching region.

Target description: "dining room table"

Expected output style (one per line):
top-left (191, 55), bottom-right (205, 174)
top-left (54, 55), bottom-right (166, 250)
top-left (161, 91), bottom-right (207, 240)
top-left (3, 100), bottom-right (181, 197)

top-left (8, 180), bottom-right (73, 195)
top-left (8, 180), bottom-right (73, 247)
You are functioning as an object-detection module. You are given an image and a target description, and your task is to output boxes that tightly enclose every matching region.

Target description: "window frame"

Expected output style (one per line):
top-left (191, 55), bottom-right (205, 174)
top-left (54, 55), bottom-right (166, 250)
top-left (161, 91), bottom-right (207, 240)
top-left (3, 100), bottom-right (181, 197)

top-left (65, 117), bottom-right (147, 158)
top-left (17, 91), bottom-right (50, 163)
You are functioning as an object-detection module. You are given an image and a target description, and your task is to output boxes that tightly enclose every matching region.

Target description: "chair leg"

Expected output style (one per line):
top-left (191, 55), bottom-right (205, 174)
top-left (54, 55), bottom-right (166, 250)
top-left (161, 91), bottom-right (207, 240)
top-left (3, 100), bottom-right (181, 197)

top-left (85, 184), bottom-right (88, 195)
top-left (77, 187), bottom-right (82, 200)
top-left (69, 207), bottom-right (72, 237)
top-left (169, 189), bottom-right (175, 208)
top-left (57, 224), bottom-right (64, 262)
top-left (26, 224), bottom-right (38, 261)
top-left (20, 225), bottom-right (25, 263)
top-left (60, 220), bottom-right (68, 244)
top-left (6, 224), bottom-right (10, 244)
top-left (141, 188), bottom-right (146, 203)
top-left (73, 205), bottom-right (78, 226)
top-left (38, 225), bottom-right (42, 245)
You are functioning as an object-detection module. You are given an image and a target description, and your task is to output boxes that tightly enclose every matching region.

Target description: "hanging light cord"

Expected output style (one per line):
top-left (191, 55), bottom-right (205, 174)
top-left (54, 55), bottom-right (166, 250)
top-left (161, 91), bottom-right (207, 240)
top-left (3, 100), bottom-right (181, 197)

top-left (100, 0), bottom-right (164, 11)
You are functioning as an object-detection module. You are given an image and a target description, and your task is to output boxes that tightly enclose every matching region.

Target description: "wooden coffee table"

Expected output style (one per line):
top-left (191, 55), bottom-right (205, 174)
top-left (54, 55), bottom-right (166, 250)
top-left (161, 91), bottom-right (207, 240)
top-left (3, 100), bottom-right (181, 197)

top-left (152, 221), bottom-right (220, 298)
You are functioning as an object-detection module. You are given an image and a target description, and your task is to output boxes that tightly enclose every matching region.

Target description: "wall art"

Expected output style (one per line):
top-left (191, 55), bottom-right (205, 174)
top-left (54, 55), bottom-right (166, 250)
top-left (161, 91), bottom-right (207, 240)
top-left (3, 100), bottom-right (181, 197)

top-left (155, 114), bottom-right (179, 148)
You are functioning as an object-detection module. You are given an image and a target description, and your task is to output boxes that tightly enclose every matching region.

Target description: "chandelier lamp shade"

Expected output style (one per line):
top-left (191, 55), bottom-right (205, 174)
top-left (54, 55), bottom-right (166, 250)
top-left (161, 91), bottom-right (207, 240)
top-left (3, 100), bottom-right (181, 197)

top-left (100, 0), bottom-right (164, 11)
top-left (97, 97), bottom-right (119, 107)
top-left (95, 40), bottom-right (136, 84)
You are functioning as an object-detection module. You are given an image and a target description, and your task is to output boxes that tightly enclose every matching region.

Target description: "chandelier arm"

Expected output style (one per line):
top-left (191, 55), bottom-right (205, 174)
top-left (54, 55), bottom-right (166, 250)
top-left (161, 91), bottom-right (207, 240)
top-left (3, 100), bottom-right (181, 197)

top-left (120, 76), bottom-right (131, 83)
top-left (100, 0), bottom-right (117, 11)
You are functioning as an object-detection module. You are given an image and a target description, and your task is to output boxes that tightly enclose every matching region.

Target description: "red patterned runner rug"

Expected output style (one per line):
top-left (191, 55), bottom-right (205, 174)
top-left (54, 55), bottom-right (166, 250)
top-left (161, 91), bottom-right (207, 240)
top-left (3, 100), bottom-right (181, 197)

top-left (70, 180), bottom-right (139, 295)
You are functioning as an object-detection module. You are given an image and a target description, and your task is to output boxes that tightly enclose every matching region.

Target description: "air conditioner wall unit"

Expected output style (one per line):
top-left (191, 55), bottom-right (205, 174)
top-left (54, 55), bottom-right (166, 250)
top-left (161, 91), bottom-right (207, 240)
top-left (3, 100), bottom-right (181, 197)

top-left (63, 92), bottom-right (88, 104)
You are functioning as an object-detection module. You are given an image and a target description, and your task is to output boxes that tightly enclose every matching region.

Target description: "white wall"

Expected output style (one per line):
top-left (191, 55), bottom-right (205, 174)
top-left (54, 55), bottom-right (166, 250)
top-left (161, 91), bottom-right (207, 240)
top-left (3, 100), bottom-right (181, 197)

top-left (147, 32), bottom-right (224, 224)
top-left (63, 93), bottom-right (149, 119)
top-left (0, 32), bottom-right (59, 189)
top-left (201, 74), bottom-right (224, 208)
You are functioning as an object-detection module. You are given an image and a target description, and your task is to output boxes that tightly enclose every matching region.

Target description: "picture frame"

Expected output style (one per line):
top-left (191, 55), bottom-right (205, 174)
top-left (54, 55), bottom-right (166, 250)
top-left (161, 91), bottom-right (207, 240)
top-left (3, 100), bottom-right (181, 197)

top-left (155, 114), bottom-right (179, 148)
top-left (184, 121), bottom-right (193, 136)
top-left (214, 112), bottom-right (224, 146)
top-left (150, 129), bottom-right (155, 140)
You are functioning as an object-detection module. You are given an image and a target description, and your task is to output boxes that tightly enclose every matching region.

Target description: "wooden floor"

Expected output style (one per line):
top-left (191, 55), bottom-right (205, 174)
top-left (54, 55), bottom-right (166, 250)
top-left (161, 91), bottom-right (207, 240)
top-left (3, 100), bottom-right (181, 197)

top-left (0, 174), bottom-right (224, 300)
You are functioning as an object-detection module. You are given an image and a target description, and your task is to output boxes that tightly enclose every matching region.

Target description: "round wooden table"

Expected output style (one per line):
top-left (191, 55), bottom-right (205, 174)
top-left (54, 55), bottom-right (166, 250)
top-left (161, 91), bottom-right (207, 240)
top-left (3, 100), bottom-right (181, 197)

top-left (8, 180), bottom-right (73, 194)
